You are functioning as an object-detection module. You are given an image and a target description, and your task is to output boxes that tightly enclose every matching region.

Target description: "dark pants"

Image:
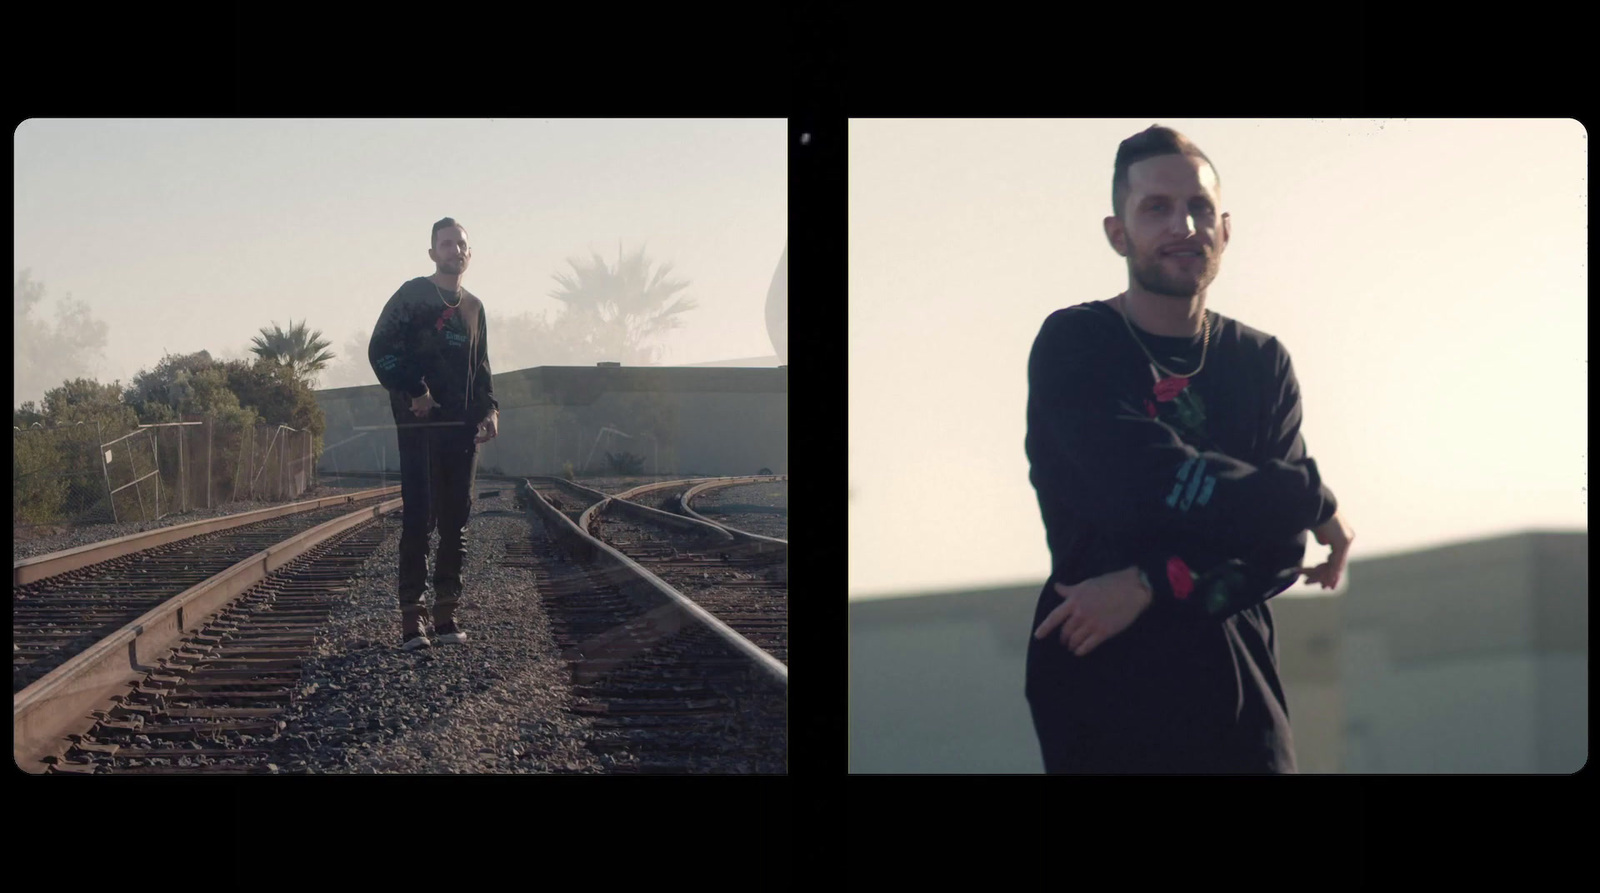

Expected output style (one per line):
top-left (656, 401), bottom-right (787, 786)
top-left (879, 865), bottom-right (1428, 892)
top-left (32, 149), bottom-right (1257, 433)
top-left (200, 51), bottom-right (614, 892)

top-left (395, 420), bottom-right (479, 614)
top-left (1024, 578), bottom-right (1295, 774)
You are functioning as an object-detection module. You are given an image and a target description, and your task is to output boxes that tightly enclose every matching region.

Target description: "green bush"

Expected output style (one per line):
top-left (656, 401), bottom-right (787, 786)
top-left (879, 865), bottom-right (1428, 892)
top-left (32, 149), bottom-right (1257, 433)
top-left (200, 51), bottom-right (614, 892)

top-left (12, 433), bottom-right (69, 524)
top-left (15, 349), bottom-right (336, 525)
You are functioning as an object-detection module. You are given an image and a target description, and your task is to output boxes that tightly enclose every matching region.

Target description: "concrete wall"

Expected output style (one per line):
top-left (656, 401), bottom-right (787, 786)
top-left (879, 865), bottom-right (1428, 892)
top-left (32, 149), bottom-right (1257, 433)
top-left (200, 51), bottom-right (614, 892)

top-left (848, 531), bottom-right (1586, 774)
top-left (848, 582), bottom-right (1344, 773)
top-left (1339, 531), bottom-right (1587, 773)
top-left (848, 583), bottom-right (1041, 773)
top-left (315, 365), bottom-right (787, 478)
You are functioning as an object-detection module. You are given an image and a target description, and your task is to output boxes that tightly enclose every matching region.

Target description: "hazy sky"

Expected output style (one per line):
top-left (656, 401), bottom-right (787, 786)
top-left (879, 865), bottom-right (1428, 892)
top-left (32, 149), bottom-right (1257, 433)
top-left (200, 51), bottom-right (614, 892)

top-left (14, 118), bottom-right (786, 404)
top-left (849, 118), bottom-right (1587, 599)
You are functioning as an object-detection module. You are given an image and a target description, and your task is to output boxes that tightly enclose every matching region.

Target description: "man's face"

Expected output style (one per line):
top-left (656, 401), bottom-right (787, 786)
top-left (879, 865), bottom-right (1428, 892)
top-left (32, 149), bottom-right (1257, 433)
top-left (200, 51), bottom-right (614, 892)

top-left (429, 226), bottom-right (471, 276)
top-left (1106, 154), bottom-right (1230, 299)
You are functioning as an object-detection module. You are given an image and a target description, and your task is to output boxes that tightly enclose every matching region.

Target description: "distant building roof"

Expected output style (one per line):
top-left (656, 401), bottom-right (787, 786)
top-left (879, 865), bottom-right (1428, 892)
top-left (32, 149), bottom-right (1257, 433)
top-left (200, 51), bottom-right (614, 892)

top-left (679, 355), bottom-right (783, 368)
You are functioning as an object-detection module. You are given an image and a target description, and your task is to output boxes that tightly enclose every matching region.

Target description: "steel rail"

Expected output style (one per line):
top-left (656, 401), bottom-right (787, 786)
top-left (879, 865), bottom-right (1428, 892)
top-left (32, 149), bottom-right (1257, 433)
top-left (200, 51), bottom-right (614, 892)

top-left (588, 492), bottom-right (735, 543)
top-left (680, 476), bottom-right (788, 546)
top-left (520, 480), bottom-right (787, 686)
top-left (14, 496), bottom-right (405, 770)
top-left (608, 477), bottom-right (723, 501)
top-left (12, 486), bottom-right (401, 586)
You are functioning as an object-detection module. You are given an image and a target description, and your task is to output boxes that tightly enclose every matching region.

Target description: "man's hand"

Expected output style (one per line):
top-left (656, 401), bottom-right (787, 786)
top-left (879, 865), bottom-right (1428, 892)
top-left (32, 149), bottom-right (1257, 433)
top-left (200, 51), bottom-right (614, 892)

top-left (1300, 512), bottom-right (1355, 590)
top-left (410, 390), bottom-right (439, 418)
top-left (1033, 564), bottom-right (1152, 657)
top-left (475, 410), bottom-right (499, 444)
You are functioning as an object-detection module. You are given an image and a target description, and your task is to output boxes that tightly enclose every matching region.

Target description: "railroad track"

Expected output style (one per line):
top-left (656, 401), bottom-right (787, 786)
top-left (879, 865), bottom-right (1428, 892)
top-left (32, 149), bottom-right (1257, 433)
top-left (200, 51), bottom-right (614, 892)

top-left (49, 521), bottom-right (390, 774)
top-left (506, 519), bottom-right (785, 773)
top-left (13, 489), bottom-right (399, 694)
top-left (16, 473), bottom-right (786, 773)
top-left (527, 477), bottom-right (788, 668)
top-left (588, 511), bottom-right (787, 664)
top-left (681, 478), bottom-right (788, 543)
top-left (526, 479), bottom-right (606, 526)
top-left (522, 479), bottom-right (786, 771)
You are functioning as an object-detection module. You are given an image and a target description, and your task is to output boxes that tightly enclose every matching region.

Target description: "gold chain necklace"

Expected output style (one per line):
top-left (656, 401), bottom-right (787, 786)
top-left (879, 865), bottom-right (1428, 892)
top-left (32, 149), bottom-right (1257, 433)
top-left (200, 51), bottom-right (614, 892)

top-left (1118, 294), bottom-right (1210, 379)
top-left (433, 280), bottom-right (462, 309)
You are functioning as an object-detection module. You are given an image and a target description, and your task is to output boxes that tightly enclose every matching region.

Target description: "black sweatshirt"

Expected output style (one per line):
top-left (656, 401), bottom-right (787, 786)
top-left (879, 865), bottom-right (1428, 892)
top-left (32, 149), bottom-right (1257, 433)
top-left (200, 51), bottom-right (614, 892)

top-left (1023, 297), bottom-right (1338, 769)
top-left (368, 278), bottom-right (498, 430)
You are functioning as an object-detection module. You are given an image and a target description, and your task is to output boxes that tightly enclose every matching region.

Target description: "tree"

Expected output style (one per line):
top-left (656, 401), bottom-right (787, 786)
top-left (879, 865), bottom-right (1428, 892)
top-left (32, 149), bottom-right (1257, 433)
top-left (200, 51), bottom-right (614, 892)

top-left (123, 350), bottom-right (256, 429)
top-left (248, 319), bottom-right (335, 387)
top-left (222, 359), bottom-right (327, 491)
top-left (14, 378), bottom-right (140, 526)
top-left (42, 378), bottom-right (138, 429)
top-left (222, 360), bottom-right (326, 440)
top-left (14, 401), bottom-right (45, 429)
top-left (14, 269), bottom-right (110, 407)
top-left (547, 243), bottom-right (697, 365)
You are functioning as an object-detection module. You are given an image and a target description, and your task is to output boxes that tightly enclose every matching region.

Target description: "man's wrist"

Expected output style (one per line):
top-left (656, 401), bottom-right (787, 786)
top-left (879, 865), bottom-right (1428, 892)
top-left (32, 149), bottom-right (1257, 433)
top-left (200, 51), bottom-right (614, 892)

top-left (1134, 566), bottom-right (1155, 609)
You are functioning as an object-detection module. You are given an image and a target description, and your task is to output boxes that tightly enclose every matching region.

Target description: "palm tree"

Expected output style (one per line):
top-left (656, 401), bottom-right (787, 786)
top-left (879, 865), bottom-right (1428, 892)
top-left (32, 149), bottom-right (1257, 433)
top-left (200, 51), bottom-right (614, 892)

top-left (547, 243), bottom-right (697, 365)
top-left (248, 319), bottom-right (335, 386)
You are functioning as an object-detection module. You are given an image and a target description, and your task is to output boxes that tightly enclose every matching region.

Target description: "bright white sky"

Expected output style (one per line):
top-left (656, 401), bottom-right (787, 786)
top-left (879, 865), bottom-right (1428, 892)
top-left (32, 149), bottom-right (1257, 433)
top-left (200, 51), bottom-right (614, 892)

top-left (849, 118), bottom-right (1587, 599)
top-left (14, 118), bottom-right (786, 403)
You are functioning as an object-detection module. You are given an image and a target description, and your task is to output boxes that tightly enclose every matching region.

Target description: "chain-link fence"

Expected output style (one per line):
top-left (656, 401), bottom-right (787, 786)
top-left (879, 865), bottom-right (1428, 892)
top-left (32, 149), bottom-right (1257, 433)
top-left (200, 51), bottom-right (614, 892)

top-left (225, 421), bottom-right (316, 503)
top-left (13, 417), bottom-right (318, 533)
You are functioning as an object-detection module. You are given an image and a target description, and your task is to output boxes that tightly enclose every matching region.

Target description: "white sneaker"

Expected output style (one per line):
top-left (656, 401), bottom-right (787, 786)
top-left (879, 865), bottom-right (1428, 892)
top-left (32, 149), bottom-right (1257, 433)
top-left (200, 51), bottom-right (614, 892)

top-left (401, 624), bottom-right (432, 651)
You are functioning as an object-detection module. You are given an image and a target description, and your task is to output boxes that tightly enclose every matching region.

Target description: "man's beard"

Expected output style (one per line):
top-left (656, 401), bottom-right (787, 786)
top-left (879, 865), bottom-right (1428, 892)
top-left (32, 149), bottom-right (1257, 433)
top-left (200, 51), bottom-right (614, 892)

top-left (1129, 247), bottom-right (1218, 298)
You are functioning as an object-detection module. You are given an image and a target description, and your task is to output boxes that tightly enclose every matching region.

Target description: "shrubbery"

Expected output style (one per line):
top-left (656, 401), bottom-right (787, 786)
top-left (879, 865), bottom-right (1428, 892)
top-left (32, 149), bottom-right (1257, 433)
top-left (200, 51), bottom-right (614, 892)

top-left (604, 451), bottom-right (646, 475)
top-left (14, 351), bottom-right (330, 527)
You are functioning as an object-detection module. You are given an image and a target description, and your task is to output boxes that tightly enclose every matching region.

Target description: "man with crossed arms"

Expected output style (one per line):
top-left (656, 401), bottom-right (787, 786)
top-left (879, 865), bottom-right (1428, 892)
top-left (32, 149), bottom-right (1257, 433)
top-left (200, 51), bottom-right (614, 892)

top-left (1025, 126), bottom-right (1355, 774)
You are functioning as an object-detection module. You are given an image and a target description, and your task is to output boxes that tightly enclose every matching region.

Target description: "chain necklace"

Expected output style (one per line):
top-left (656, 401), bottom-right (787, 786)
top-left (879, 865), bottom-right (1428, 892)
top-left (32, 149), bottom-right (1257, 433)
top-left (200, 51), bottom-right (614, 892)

top-left (432, 280), bottom-right (462, 309)
top-left (1117, 294), bottom-right (1210, 379)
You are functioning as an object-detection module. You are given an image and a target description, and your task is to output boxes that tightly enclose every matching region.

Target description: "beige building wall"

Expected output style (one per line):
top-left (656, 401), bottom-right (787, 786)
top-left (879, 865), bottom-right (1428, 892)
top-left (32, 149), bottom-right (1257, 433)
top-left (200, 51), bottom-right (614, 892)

top-left (315, 365), bottom-right (787, 478)
top-left (848, 531), bottom-right (1586, 774)
top-left (1340, 531), bottom-right (1586, 773)
top-left (848, 582), bottom-right (1343, 773)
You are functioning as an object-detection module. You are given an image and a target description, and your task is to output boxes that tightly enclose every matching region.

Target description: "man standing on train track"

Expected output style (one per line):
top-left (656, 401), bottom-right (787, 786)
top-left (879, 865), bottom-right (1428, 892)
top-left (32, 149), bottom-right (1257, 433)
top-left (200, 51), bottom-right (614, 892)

top-left (369, 217), bottom-right (499, 651)
top-left (1023, 126), bottom-right (1355, 773)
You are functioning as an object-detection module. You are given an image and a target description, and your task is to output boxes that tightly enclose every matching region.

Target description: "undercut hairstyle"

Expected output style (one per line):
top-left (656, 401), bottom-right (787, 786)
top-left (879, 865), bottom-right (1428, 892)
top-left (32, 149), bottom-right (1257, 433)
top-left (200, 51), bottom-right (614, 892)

top-left (1111, 126), bottom-right (1220, 220)
top-left (431, 217), bottom-right (466, 248)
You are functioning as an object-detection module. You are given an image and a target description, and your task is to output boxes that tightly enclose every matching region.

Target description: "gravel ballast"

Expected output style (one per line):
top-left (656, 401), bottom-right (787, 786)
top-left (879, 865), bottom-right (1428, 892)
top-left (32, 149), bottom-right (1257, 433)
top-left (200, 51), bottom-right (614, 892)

top-left (271, 489), bottom-right (612, 774)
top-left (691, 481), bottom-right (788, 540)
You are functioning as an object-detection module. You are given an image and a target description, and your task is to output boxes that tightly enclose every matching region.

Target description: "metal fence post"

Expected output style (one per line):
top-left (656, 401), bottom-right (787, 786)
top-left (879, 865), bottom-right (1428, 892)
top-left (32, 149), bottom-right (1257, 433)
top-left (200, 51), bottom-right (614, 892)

top-left (206, 415), bottom-right (214, 509)
top-left (97, 420), bottom-right (116, 523)
top-left (152, 429), bottom-right (161, 520)
top-left (178, 421), bottom-right (186, 513)
top-left (230, 421), bottom-right (242, 503)
top-left (128, 442), bottom-right (146, 522)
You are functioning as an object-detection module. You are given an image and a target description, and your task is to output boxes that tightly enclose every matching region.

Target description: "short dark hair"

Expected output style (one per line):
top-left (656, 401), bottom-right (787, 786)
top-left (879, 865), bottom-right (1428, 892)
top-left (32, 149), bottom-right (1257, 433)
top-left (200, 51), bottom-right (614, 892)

top-left (431, 217), bottom-right (466, 248)
top-left (1111, 126), bottom-right (1220, 220)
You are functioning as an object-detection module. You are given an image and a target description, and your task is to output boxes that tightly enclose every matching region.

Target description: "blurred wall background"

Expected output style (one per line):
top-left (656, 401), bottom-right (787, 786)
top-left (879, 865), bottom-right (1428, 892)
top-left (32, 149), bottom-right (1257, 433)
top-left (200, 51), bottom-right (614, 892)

top-left (315, 365), bottom-right (787, 479)
top-left (848, 530), bottom-right (1586, 774)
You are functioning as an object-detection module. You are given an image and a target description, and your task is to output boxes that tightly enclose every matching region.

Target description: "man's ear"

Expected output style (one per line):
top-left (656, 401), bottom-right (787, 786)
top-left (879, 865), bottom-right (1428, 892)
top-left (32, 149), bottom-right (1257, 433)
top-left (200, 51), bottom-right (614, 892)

top-left (1103, 215), bottom-right (1127, 257)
